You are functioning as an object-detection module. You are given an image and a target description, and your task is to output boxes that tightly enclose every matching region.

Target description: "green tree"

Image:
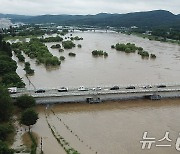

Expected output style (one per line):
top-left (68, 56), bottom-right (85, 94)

top-left (0, 140), bottom-right (14, 154)
top-left (0, 123), bottom-right (14, 141)
top-left (15, 94), bottom-right (35, 109)
top-left (1, 73), bottom-right (25, 88)
top-left (21, 108), bottom-right (38, 132)
top-left (0, 86), bottom-right (13, 122)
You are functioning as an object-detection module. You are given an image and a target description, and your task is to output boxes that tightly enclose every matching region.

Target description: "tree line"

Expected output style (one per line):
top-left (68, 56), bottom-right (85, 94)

top-left (0, 34), bottom-right (25, 88)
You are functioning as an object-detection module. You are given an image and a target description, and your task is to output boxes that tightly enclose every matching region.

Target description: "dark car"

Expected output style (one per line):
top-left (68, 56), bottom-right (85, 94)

top-left (35, 89), bottom-right (46, 93)
top-left (110, 86), bottom-right (120, 90)
top-left (58, 87), bottom-right (68, 92)
top-left (157, 85), bottom-right (166, 88)
top-left (126, 86), bottom-right (135, 89)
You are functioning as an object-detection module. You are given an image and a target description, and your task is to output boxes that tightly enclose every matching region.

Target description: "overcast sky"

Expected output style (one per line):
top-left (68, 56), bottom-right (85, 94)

top-left (0, 0), bottom-right (179, 15)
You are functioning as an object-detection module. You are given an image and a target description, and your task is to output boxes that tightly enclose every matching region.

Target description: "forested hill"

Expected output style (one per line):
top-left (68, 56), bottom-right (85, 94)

top-left (1, 10), bottom-right (180, 28)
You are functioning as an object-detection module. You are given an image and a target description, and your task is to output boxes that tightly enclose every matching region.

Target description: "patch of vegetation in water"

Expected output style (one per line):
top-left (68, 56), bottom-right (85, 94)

top-left (92, 50), bottom-right (108, 57)
top-left (51, 44), bottom-right (61, 49)
top-left (62, 41), bottom-right (75, 49)
top-left (12, 38), bottom-right (61, 67)
top-left (13, 49), bottom-right (25, 62)
top-left (23, 62), bottom-right (34, 76)
top-left (68, 52), bottom-right (76, 57)
top-left (112, 42), bottom-right (156, 59)
top-left (77, 44), bottom-right (82, 48)
top-left (70, 36), bottom-right (83, 41)
top-left (39, 36), bottom-right (63, 42)
top-left (60, 56), bottom-right (65, 61)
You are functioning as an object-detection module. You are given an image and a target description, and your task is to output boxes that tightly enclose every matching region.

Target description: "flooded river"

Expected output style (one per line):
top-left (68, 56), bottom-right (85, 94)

top-left (12, 31), bottom-right (180, 89)
top-left (11, 31), bottom-right (180, 154)
top-left (33, 99), bottom-right (180, 154)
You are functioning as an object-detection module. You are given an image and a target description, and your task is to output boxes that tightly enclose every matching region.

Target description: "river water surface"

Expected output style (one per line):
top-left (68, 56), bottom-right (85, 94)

top-left (33, 99), bottom-right (180, 154)
top-left (11, 32), bottom-right (180, 154)
top-left (12, 31), bottom-right (180, 89)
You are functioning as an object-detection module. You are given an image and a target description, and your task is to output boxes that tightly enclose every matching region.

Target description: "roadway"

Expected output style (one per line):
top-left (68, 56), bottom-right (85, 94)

top-left (11, 84), bottom-right (180, 98)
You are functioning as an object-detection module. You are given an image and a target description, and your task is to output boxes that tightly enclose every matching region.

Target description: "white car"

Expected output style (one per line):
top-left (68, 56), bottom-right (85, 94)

top-left (92, 86), bottom-right (102, 91)
top-left (78, 86), bottom-right (88, 91)
top-left (8, 87), bottom-right (17, 94)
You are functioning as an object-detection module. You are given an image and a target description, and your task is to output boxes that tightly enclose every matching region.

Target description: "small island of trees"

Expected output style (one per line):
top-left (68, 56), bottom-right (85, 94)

top-left (14, 49), bottom-right (25, 62)
top-left (39, 36), bottom-right (63, 42)
top-left (70, 36), bottom-right (83, 40)
top-left (92, 50), bottom-right (108, 57)
top-left (68, 52), bottom-right (76, 57)
top-left (51, 44), bottom-right (61, 49)
top-left (112, 43), bottom-right (156, 59)
top-left (62, 40), bottom-right (76, 49)
top-left (60, 56), bottom-right (65, 61)
top-left (77, 44), bottom-right (82, 48)
top-left (24, 62), bottom-right (34, 75)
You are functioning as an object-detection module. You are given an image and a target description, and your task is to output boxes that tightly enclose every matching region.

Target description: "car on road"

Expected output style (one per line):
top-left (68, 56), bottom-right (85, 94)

top-left (78, 86), bottom-right (88, 91)
top-left (110, 86), bottom-right (119, 90)
top-left (92, 86), bottom-right (102, 91)
top-left (143, 85), bottom-right (152, 89)
top-left (157, 85), bottom-right (166, 88)
top-left (126, 86), bottom-right (135, 89)
top-left (8, 87), bottom-right (17, 94)
top-left (58, 87), bottom-right (68, 92)
top-left (35, 89), bottom-right (46, 93)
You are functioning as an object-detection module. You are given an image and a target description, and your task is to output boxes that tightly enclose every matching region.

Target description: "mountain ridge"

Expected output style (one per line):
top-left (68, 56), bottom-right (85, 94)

top-left (0, 10), bottom-right (180, 28)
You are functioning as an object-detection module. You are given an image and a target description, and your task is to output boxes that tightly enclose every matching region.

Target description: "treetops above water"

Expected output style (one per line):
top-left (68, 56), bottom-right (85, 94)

top-left (39, 36), bottom-right (63, 43)
top-left (92, 50), bottom-right (108, 57)
top-left (12, 38), bottom-right (61, 67)
top-left (62, 40), bottom-right (76, 49)
top-left (112, 42), bottom-right (156, 59)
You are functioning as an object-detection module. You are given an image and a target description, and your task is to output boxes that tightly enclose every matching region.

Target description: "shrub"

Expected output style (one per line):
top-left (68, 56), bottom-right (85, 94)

top-left (51, 44), bottom-right (61, 49)
top-left (92, 50), bottom-right (108, 57)
top-left (0, 140), bottom-right (14, 154)
top-left (60, 56), bottom-right (65, 61)
top-left (111, 45), bottom-right (115, 49)
top-left (62, 41), bottom-right (75, 49)
top-left (77, 44), bottom-right (82, 48)
top-left (150, 54), bottom-right (156, 59)
top-left (68, 52), bottom-right (76, 57)
top-left (0, 123), bottom-right (14, 141)
top-left (15, 94), bottom-right (36, 109)
top-left (59, 49), bottom-right (64, 52)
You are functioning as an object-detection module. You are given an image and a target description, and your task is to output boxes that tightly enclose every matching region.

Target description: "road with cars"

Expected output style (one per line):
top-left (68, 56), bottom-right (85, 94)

top-left (11, 84), bottom-right (180, 98)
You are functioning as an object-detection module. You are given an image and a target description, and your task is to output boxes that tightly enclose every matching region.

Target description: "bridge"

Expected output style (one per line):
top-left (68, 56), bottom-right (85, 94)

top-left (10, 83), bottom-right (180, 104)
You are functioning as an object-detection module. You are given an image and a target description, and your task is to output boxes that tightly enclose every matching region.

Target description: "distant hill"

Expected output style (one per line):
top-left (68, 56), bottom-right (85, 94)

top-left (1, 10), bottom-right (180, 28)
top-left (0, 13), bottom-right (32, 21)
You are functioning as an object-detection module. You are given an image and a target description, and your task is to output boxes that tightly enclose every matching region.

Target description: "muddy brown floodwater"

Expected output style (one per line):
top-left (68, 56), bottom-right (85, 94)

top-left (10, 31), bottom-right (180, 153)
top-left (12, 31), bottom-right (180, 89)
top-left (32, 99), bottom-right (180, 154)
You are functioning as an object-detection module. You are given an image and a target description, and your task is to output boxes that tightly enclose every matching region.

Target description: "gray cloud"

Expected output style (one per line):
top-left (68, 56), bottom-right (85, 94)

top-left (0, 0), bottom-right (179, 15)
